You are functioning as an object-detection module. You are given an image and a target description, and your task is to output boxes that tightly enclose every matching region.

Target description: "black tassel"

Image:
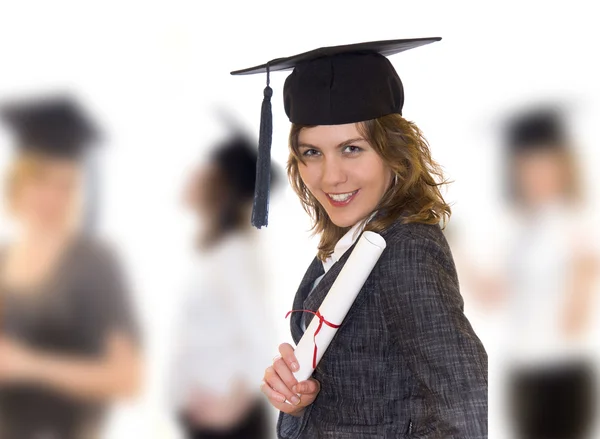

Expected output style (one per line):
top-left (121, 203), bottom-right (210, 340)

top-left (251, 65), bottom-right (273, 228)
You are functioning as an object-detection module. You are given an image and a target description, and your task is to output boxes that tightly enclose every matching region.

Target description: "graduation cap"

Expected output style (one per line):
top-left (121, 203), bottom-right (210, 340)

top-left (1, 95), bottom-right (99, 159)
top-left (231, 37), bottom-right (441, 228)
top-left (210, 109), bottom-right (280, 200)
top-left (211, 135), bottom-right (260, 199)
top-left (505, 107), bottom-right (567, 152)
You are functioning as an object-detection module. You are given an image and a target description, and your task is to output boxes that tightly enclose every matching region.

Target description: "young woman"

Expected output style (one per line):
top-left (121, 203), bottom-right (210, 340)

top-left (170, 133), bottom-right (278, 439)
top-left (231, 38), bottom-right (488, 438)
top-left (499, 108), bottom-right (597, 439)
top-left (0, 97), bottom-right (141, 439)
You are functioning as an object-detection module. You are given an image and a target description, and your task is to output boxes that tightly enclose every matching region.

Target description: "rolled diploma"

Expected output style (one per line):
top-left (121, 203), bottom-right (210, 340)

top-left (293, 231), bottom-right (387, 382)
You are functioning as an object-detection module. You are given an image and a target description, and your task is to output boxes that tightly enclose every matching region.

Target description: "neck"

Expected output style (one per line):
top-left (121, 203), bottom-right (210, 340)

top-left (523, 196), bottom-right (567, 214)
top-left (19, 226), bottom-right (75, 251)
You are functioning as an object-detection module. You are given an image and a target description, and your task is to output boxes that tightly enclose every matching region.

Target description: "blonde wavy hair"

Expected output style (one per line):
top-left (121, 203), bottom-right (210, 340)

top-left (287, 113), bottom-right (451, 261)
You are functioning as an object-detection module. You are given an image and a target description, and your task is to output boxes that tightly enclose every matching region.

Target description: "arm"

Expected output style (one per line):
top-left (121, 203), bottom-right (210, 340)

top-left (379, 237), bottom-right (488, 439)
top-left (26, 331), bottom-right (141, 400)
top-left (449, 229), bottom-right (510, 311)
top-left (562, 251), bottom-right (599, 338)
top-left (23, 244), bottom-right (141, 401)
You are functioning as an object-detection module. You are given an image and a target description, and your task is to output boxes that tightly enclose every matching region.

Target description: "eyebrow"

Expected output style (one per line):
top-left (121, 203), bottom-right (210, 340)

top-left (298, 137), bottom-right (367, 150)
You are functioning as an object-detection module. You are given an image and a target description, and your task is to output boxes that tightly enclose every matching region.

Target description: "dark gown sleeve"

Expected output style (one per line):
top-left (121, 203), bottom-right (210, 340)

top-left (379, 236), bottom-right (488, 439)
top-left (86, 243), bottom-right (141, 348)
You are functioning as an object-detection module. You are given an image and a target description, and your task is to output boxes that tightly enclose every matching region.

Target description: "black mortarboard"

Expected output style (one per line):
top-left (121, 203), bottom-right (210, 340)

top-left (1, 96), bottom-right (99, 159)
top-left (212, 135), bottom-right (259, 199)
top-left (506, 108), bottom-right (567, 152)
top-left (231, 37), bottom-right (441, 228)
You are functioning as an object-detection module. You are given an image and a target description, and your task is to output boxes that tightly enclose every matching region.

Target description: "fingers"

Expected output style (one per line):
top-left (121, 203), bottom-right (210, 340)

top-left (273, 356), bottom-right (298, 395)
top-left (260, 379), bottom-right (286, 404)
top-left (294, 378), bottom-right (320, 396)
top-left (278, 343), bottom-right (299, 373)
top-left (260, 380), bottom-right (308, 415)
top-left (264, 365), bottom-right (300, 405)
top-left (261, 344), bottom-right (318, 414)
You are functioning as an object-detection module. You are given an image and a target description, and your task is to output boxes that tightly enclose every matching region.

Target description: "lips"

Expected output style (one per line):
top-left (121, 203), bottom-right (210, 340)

top-left (325, 190), bottom-right (359, 207)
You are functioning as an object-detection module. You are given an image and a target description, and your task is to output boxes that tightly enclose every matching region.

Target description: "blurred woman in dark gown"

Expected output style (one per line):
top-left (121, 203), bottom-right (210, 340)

top-left (0, 96), bottom-right (142, 439)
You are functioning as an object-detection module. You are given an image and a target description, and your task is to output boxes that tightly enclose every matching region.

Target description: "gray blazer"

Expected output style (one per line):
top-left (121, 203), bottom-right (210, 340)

top-left (277, 220), bottom-right (488, 438)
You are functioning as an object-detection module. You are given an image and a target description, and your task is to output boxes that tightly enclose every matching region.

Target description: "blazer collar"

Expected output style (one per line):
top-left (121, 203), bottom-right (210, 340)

top-left (297, 218), bottom-right (406, 338)
top-left (300, 235), bottom-right (362, 332)
top-left (290, 256), bottom-right (325, 343)
top-left (289, 217), bottom-right (412, 344)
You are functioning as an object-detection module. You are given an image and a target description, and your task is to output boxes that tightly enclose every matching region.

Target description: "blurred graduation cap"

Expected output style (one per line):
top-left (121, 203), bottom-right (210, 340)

top-left (505, 107), bottom-right (568, 152)
top-left (1, 95), bottom-right (99, 159)
top-left (212, 135), bottom-right (261, 200)
top-left (231, 37), bottom-right (441, 228)
top-left (210, 108), bottom-right (280, 200)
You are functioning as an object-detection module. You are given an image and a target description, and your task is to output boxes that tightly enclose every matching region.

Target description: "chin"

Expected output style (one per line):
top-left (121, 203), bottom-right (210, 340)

top-left (327, 212), bottom-right (363, 228)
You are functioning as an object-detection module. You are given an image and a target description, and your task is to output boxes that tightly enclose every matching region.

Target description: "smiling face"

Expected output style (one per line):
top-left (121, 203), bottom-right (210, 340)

top-left (296, 123), bottom-right (393, 228)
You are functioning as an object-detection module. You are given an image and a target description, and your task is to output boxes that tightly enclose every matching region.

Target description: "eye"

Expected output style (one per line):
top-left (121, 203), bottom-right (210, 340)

top-left (301, 148), bottom-right (321, 157)
top-left (343, 145), bottom-right (362, 154)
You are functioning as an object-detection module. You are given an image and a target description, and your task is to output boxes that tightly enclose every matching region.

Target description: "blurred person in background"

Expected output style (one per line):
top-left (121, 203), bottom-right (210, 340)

top-left (466, 107), bottom-right (599, 439)
top-left (0, 96), bottom-right (142, 439)
top-left (503, 108), bottom-right (599, 439)
top-left (169, 128), bottom-right (278, 439)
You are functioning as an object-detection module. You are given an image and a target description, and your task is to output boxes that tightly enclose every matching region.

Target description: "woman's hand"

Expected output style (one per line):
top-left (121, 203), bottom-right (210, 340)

top-left (0, 336), bottom-right (37, 383)
top-left (260, 342), bottom-right (320, 416)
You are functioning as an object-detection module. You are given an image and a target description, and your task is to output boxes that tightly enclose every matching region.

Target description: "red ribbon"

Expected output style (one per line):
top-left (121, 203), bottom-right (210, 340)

top-left (285, 309), bottom-right (341, 369)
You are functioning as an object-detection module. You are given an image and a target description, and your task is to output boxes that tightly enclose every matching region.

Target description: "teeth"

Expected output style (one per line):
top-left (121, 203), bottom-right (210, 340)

top-left (328, 191), bottom-right (357, 202)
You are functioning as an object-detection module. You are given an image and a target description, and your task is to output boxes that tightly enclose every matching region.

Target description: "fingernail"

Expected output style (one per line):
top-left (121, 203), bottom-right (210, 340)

top-left (290, 395), bottom-right (300, 405)
top-left (277, 394), bottom-right (286, 403)
top-left (291, 362), bottom-right (299, 371)
top-left (292, 385), bottom-right (298, 393)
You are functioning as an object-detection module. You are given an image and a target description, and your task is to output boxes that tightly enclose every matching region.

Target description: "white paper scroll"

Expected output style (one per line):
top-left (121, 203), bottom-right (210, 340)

top-left (293, 231), bottom-right (387, 382)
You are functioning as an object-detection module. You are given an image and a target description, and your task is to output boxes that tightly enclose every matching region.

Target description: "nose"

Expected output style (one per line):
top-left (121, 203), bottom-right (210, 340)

top-left (321, 156), bottom-right (347, 188)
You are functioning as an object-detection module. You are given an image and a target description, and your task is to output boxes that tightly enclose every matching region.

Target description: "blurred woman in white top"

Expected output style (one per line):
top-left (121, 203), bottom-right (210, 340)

top-left (170, 131), bottom-right (279, 439)
top-left (476, 107), bottom-right (599, 439)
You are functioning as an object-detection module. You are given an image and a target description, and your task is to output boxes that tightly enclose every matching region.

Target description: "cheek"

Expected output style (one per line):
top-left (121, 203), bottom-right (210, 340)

top-left (547, 162), bottom-right (567, 188)
top-left (18, 186), bottom-right (41, 209)
top-left (298, 163), bottom-right (321, 192)
top-left (356, 156), bottom-right (391, 191)
top-left (56, 187), bottom-right (77, 209)
top-left (37, 185), bottom-right (76, 212)
top-left (12, 187), bottom-right (46, 219)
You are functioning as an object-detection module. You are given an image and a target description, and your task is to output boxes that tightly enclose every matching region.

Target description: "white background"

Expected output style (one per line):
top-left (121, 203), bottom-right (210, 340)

top-left (0, 1), bottom-right (598, 437)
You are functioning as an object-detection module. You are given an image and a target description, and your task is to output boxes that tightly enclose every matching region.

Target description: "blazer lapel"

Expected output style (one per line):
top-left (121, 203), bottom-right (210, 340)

top-left (290, 256), bottom-right (324, 344)
top-left (301, 237), bottom-right (361, 329)
top-left (301, 228), bottom-right (393, 334)
top-left (292, 222), bottom-right (403, 346)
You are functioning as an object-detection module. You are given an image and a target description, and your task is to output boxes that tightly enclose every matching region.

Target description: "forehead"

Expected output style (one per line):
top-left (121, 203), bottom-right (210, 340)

top-left (30, 157), bottom-right (82, 179)
top-left (515, 147), bottom-right (563, 161)
top-left (298, 123), bottom-right (363, 147)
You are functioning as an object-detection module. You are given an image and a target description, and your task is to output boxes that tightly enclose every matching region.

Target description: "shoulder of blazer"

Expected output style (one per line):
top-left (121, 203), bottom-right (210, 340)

top-left (380, 220), bottom-right (447, 248)
top-left (379, 221), bottom-right (455, 270)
